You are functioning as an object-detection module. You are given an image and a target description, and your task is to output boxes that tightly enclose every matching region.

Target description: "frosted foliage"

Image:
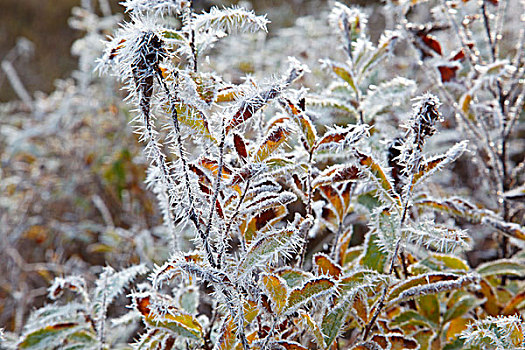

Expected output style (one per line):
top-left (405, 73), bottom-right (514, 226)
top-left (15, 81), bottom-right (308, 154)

top-left (2, 0), bottom-right (524, 349)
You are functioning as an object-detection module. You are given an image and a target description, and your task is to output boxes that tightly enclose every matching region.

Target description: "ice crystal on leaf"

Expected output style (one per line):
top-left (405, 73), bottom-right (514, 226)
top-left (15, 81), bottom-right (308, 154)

top-left (5, 0), bottom-right (524, 349)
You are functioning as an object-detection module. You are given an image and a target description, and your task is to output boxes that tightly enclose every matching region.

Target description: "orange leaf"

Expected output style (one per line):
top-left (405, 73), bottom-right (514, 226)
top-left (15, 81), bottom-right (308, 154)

top-left (280, 98), bottom-right (317, 149)
top-left (242, 206), bottom-right (287, 244)
top-left (319, 185), bottom-right (345, 220)
top-left (217, 316), bottom-right (236, 350)
top-left (253, 124), bottom-right (291, 162)
top-left (352, 293), bottom-right (369, 324)
top-left (446, 317), bottom-right (469, 340)
top-left (501, 289), bottom-right (525, 315)
top-left (314, 253), bottom-right (342, 278)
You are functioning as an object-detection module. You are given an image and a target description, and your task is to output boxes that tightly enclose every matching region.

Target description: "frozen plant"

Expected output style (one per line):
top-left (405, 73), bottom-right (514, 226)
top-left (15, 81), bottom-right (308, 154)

top-left (3, 0), bottom-right (524, 349)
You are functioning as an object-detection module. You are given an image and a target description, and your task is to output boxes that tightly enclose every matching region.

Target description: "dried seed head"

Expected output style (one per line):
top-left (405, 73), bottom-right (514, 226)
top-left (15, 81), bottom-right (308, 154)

top-left (408, 93), bottom-right (442, 150)
top-left (134, 31), bottom-right (168, 75)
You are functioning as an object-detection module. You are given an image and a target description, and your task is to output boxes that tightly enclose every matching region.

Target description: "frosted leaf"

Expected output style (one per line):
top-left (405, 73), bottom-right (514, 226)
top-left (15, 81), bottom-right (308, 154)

top-left (241, 191), bottom-right (297, 216)
top-left (411, 140), bottom-right (469, 190)
top-left (93, 264), bottom-right (148, 311)
top-left (328, 2), bottom-right (368, 42)
top-left (404, 219), bottom-right (471, 253)
top-left (48, 275), bottom-right (88, 302)
top-left (314, 124), bottom-right (369, 152)
top-left (194, 6), bottom-right (269, 35)
top-left (361, 77), bottom-right (416, 121)
top-left (387, 273), bottom-right (480, 306)
top-left (121, 0), bottom-right (189, 16)
top-left (238, 225), bottom-right (302, 276)
top-left (460, 315), bottom-right (525, 350)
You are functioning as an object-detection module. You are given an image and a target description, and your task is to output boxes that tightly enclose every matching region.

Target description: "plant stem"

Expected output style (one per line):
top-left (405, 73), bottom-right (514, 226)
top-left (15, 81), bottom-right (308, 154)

top-left (362, 237), bottom-right (401, 340)
top-left (204, 119), bottom-right (227, 266)
top-left (156, 71), bottom-right (218, 267)
top-left (224, 180), bottom-right (251, 253)
top-left (298, 151), bottom-right (314, 268)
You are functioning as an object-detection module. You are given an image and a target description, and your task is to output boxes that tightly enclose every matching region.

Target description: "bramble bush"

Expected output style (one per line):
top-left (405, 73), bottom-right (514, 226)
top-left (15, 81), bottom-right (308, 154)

top-left (1, 0), bottom-right (524, 349)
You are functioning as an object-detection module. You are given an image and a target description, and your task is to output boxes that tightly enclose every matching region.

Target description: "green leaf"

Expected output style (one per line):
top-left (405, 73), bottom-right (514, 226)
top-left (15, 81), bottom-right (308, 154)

top-left (357, 192), bottom-right (381, 211)
top-left (322, 60), bottom-right (358, 94)
top-left (430, 254), bottom-right (470, 271)
top-left (476, 259), bottom-right (525, 278)
top-left (322, 299), bottom-right (350, 349)
top-left (19, 323), bottom-right (92, 349)
top-left (443, 337), bottom-right (465, 350)
top-left (277, 268), bottom-right (310, 288)
top-left (162, 29), bottom-right (186, 41)
top-left (360, 230), bottom-right (387, 273)
top-left (391, 310), bottom-right (433, 328)
top-left (443, 295), bottom-right (481, 323)
top-left (417, 294), bottom-right (440, 325)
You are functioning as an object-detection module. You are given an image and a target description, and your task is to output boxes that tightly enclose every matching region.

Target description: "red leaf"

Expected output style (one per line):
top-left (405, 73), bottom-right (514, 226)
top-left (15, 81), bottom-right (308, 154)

top-left (438, 65), bottom-right (459, 82)
top-left (418, 34), bottom-right (442, 55)
top-left (451, 49), bottom-right (466, 62)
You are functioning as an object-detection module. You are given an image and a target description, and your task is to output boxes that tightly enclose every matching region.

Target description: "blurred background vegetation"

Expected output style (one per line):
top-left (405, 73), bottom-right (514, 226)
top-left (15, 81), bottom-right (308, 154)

top-left (0, 0), bottom-right (384, 102)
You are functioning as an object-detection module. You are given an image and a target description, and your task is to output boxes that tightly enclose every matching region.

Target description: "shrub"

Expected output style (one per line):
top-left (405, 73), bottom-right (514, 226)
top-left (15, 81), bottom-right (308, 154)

top-left (1, 0), bottom-right (524, 349)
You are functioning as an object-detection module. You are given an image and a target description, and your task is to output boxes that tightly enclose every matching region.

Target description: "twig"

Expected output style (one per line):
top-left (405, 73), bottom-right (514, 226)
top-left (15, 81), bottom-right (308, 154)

top-left (204, 120), bottom-right (227, 261)
top-left (298, 151), bottom-right (314, 268)
top-left (155, 71), bottom-right (218, 267)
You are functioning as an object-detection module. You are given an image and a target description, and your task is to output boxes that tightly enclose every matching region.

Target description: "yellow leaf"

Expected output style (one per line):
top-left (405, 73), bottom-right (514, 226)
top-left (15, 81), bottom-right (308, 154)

top-left (261, 274), bottom-right (288, 314)
top-left (135, 294), bottom-right (203, 340)
top-left (445, 317), bottom-right (469, 340)
top-left (287, 277), bottom-right (335, 310)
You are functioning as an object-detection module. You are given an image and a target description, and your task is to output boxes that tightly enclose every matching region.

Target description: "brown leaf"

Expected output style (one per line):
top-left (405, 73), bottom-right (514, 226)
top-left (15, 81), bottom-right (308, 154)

top-left (226, 86), bottom-right (281, 133)
top-left (372, 334), bottom-right (419, 350)
top-left (313, 164), bottom-right (359, 188)
top-left (233, 133), bottom-right (248, 161)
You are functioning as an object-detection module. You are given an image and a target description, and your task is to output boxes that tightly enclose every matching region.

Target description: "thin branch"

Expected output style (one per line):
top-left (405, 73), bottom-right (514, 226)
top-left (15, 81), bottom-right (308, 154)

top-left (155, 71), bottom-right (218, 267)
top-left (298, 151), bottom-right (314, 268)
